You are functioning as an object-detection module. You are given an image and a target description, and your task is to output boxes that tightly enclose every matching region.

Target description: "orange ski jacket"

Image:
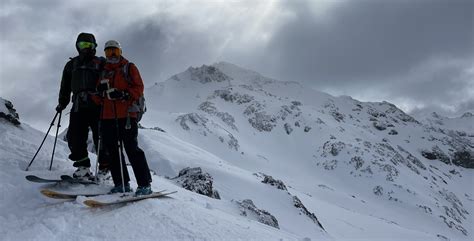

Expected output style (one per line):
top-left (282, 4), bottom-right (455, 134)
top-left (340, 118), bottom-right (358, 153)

top-left (95, 57), bottom-right (144, 119)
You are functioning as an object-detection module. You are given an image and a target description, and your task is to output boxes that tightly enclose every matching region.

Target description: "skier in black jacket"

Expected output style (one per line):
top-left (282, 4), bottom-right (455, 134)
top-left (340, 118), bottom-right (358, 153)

top-left (55, 32), bottom-right (110, 179)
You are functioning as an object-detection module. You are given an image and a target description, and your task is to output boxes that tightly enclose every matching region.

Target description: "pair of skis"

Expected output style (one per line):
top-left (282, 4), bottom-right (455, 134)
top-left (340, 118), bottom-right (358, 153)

top-left (26, 175), bottom-right (176, 207)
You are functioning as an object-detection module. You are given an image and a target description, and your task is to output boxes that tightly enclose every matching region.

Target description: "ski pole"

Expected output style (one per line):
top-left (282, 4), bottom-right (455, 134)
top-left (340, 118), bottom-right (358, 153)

top-left (49, 111), bottom-right (62, 171)
top-left (94, 96), bottom-right (105, 182)
top-left (112, 99), bottom-right (127, 194)
top-left (25, 111), bottom-right (59, 171)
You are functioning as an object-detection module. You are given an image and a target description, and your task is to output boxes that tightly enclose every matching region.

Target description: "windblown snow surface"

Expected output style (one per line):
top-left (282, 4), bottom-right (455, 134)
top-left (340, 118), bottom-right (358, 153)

top-left (0, 62), bottom-right (473, 241)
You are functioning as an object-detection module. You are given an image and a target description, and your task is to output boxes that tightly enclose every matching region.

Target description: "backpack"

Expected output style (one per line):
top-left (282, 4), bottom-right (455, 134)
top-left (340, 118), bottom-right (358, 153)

top-left (122, 62), bottom-right (147, 122)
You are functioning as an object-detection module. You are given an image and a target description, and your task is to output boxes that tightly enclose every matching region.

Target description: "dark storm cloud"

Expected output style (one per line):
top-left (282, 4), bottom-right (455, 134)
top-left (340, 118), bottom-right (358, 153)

top-left (112, 15), bottom-right (218, 85)
top-left (1, 0), bottom-right (473, 131)
top-left (252, 0), bottom-right (474, 115)
top-left (261, 0), bottom-right (473, 85)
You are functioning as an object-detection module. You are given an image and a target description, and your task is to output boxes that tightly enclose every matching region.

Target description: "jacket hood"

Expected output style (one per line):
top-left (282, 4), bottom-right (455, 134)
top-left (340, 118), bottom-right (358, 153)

top-left (76, 32), bottom-right (96, 44)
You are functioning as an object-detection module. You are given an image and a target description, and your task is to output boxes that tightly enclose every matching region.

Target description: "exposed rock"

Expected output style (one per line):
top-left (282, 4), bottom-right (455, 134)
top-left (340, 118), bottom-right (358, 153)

top-left (247, 112), bottom-right (276, 132)
top-left (151, 126), bottom-right (166, 132)
top-left (226, 133), bottom-right (240, 151)
top-left (388, 129), bottom-right (398, 135)
top-left (417, 204), bottom-right (433, 214)
top-left (188, 65), bottom-right (232, 83)
top-left (212, 89), bottom-right (254, 104)
top-left (324, 100), bottom-right (345, 122)
top-left (367, 106), bottom-right (386, 118)
top-left (284, 123), bottom-right (293, 135)
top-left (291, 101), bottom-right (302, 106)
top-left (198, 101), bottom-right (238, 130)
top-left (436, 234), bottom-right (450, 241)
top-left (373, 186), bottom-right (384, 196)
top-left (322, 141), bottom-right (346, 156)
top-left (236, 199), bottom-right (279, 229)
top-left (382, 102), bottom-right (419, 123)
top-left (437, 189), bottom-right (469, 235)
top-left (407, 154), bottom-right (426, 170)
top-left (373, 121), bottom-right (387, 131)
top-left (0, 98), bottom-right (20, 126)
top-left (452, 150), bottom-right (474, 169)
top-left (304, 126), bottom-right (312, 132)
top-left (174, 167), bottom-right (220, 199)
top-left (176, 113), bottom-right (208, 131)
top-left (460, 112), bottom-right (473, 118)
top-left (349, 156), bottom-right (364, 170)
top-left (260, 173), bottom-right (287, 191)
top-left (292, 196), bottom-right (324, 230)
top-left (421, 146), bottom-right (451, 165)
top-left (322, 160), bottom-right (338, 170)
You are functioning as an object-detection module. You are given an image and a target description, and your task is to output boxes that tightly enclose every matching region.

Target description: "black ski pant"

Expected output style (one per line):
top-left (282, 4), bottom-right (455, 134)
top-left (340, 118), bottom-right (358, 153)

top-left (101, 118), bottom-right (152, 187)
top-left (67, 108), bottom-right (110, 170)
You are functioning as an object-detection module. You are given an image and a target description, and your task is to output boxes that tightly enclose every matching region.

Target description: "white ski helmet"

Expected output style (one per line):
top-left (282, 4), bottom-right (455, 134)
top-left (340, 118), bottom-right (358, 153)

top-left (104, 40), bottom-right (121, 50)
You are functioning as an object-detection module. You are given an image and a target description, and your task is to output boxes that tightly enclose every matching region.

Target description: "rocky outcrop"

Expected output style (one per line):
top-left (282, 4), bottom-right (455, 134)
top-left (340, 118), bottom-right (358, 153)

top-left (236, 199), bottom-right (279, 229)
top-left (211, 89), bottom-right (254, 104)
top-left (452, 150), bottom-right (474, 168)
top-left (421, 146), bottom-right (451, 165)
top-left (199, 101), bottom-right (238, 130)
top-left (258, 173), bottom-right (287, 191)
top-left (0, 98), bottom-right (20, 126)
top-left (292, 196), bottom-right (324, 230)
top-left (176, 113), bottom-right (208, 131)
top-left (322, 141), bottom-right (346, 157)
top-left (173, 167), bottom-right (220, 199)
top-left (188, 65), bottom-right (232, 83)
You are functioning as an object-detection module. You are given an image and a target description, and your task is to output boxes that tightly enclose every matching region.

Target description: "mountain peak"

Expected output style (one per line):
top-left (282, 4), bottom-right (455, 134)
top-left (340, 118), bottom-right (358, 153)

top-left (188, 64), bottom-right (233, 84)
top-left (460, 112), bottom-right (473, 118)
top-left (168, 64), bottom-right (233, 85)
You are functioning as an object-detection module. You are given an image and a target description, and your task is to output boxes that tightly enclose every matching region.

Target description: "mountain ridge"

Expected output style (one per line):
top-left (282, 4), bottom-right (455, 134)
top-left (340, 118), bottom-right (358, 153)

top-left (1, 62), bottom-right (473, 240)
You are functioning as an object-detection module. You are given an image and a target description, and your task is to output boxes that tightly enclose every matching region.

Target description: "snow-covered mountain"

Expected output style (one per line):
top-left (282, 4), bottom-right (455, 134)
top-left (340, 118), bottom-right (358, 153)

top-left (413, 111), bottom-right (474, 135)
top-left (0, 62), bottom-right (473, 241)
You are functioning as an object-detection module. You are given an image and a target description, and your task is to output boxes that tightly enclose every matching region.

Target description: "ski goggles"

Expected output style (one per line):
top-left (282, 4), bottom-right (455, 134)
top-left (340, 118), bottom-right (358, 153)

top-left (105, 47), bottom-right (121, 58)
top-left (77, 41), bottom-right (96, 50)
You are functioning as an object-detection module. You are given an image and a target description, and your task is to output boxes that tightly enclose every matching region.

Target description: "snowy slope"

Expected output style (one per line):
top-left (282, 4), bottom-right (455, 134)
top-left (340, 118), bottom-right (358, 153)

top-left (141, 62), bottom-right (474, 241)
top-left (0, 98), bottom-right (328, 241)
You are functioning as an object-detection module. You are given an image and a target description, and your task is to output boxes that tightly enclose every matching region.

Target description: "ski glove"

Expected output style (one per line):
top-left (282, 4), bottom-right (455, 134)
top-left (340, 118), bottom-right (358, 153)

top-left (55, 104), bottom-right (66, 112)
top-left (107, 89), bottom-right (130, 100)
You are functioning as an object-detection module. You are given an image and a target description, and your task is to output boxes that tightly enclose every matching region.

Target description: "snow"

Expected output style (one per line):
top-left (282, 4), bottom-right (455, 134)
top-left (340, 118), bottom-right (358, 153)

top-left (0, 120), bottom-right (318, 241)
top-left (1, 62), bottom-right (473, 241)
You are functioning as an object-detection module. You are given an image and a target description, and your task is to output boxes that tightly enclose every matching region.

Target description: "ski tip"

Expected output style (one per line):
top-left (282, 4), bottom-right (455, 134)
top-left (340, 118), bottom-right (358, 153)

top-left (40, 189), bottom-right (76, 199)
top-left (25, 175), bottom-right (36, 181)
top-left (25, 175), bottom-right (58, 183)
top-left (83, 199), bottom-right (104, 208)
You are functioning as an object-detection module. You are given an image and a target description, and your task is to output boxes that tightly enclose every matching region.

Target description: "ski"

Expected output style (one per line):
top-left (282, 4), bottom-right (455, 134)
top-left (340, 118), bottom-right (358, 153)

top-left (83, 191), bottom-right (177, 207)
top-left (40, 189), bottom-right (109, 199)
top-left (26, 175), bottom-right (97, 185)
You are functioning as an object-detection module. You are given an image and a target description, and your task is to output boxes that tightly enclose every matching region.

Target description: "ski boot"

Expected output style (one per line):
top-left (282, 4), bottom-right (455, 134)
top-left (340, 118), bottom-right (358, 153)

top-left (72, 167), bottom-right (92, 179)
top-left (135, 185), bottom-right (153, 196)
top-left (96, 168), bottom-right (112, 182)
top-left (110, 183), bottom-right (133, 194)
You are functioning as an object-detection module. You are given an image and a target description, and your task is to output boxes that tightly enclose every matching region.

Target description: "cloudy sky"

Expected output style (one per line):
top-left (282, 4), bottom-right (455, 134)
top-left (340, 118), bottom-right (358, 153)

top-left (1, 0), bottom-right (473, 130)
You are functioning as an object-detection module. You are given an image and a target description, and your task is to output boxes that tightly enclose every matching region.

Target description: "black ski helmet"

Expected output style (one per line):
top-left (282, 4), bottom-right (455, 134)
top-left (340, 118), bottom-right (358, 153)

top-left (75, 32), bottom-right (97, 52)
